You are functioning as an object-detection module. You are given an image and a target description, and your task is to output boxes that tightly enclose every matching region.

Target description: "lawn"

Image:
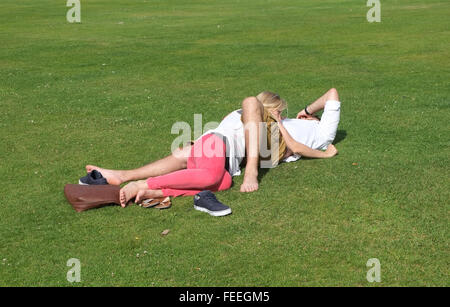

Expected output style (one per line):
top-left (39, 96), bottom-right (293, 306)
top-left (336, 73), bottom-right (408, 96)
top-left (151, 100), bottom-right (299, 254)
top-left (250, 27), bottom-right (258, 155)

top-left (0, 0), bottom-right (448, 286)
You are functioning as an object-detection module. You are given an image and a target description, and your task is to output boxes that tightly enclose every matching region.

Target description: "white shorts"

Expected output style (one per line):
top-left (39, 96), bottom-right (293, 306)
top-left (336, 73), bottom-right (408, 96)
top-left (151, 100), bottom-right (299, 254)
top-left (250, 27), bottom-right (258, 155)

top-left (316, 100), bottom-right (341, 150)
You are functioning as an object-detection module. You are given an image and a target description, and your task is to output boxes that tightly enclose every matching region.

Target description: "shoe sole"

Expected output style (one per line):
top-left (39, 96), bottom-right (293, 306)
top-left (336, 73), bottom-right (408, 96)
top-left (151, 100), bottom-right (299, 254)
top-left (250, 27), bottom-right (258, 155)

top-left (194, 205), bottom-right (231, 217)
top-left (78, 180), bottom-right (107, 185)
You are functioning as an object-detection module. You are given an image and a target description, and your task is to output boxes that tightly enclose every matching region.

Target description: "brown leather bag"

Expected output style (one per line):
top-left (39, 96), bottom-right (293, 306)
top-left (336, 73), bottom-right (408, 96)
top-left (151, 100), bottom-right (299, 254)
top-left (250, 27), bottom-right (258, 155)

top-left (64, 184), bottom-right (121, 212)
top-left (64, 184), bottom-right (172, 212)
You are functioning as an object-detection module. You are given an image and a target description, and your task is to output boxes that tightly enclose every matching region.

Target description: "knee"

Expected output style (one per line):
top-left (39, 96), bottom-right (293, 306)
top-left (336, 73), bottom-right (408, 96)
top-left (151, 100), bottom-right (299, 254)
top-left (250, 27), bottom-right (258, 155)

top-left (202, 171), bottom-right (222, 187)
top-left (218, 172), bottom-right (232, 191)
top-left (242, 96), bottom-right (260, 110)
top-left (172, 146), bottom-right (190, 168)
top-left (328, 88), bottom-right (339, 101)
top-left (208, 170), bottom-right (231, 191)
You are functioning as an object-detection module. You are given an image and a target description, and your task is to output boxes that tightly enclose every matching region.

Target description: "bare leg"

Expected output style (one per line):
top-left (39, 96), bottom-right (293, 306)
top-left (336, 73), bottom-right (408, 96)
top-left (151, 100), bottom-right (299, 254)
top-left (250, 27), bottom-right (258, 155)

top-left (240, 96), bottom-right (264, 193)
top-left (86, 146), bottom-right (191, 185)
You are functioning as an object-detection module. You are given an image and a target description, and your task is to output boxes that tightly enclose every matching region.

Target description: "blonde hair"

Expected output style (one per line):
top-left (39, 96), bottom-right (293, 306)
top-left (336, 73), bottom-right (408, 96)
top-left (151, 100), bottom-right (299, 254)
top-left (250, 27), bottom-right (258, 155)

top-left (256, 91), bottom-right (287, 113)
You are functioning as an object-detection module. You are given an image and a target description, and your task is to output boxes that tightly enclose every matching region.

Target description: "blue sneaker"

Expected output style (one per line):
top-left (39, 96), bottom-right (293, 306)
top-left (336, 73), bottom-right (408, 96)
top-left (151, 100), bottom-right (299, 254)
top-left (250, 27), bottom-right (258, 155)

top-left (194, 191), bottom-right (232, 217)
top-left (78, 170), bottom-right (108, 185)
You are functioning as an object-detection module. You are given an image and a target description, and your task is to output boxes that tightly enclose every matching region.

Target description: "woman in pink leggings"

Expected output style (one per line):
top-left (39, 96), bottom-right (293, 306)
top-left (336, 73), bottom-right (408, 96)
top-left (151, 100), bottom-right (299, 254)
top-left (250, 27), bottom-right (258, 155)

top-left (85, 92), bottom-right (289, 207)
top-left (145, 133), bottom-right (232, 198)
top-left (89, 133), bottom-right (232, 207)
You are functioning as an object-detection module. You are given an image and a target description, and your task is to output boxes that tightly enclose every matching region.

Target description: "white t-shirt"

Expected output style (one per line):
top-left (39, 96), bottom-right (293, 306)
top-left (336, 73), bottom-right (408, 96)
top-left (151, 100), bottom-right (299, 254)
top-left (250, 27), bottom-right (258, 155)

top-left (203, 112), bottom-right (323, 175)
top-left (282, 119), bottom-right (321, 149)
top-left (281, 119), bottom-right (322, 162)
top-left (281, 100), bottom-right (341, 162)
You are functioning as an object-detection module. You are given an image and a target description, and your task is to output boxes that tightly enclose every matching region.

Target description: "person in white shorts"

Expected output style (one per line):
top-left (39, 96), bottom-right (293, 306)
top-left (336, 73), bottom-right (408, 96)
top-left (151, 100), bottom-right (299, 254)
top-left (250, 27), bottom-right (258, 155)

top-left (203, 88), bottom-right (340, 192)
top-left (277, 89), bottom-right (341, 163)
top-left (232, 88), bottom-right (340, 193)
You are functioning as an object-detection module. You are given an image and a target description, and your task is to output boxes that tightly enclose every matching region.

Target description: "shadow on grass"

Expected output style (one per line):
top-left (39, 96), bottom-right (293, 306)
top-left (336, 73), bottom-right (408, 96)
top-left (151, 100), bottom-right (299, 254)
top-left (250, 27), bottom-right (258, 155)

top-left (258, 167), bottom-right (271, 182)
top-left (334, 130), bottom-right (347, 145)
top-left (239, 158), bottom-right (272, 183)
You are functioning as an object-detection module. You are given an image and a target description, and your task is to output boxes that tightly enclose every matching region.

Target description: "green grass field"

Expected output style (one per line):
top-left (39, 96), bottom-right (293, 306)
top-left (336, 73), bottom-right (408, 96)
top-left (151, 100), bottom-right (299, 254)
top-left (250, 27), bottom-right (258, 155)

top-left (0, 0), bottom-right (449, 286)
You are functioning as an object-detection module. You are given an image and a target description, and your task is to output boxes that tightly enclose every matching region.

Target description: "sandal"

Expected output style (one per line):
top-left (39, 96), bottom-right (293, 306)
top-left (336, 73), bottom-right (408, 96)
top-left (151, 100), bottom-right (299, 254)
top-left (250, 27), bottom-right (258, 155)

top-left (140, 196), bottom-right (171, 209)
top-left (154, 197), bottom-right (171, 209)
top-left (140, 198), bottom-right (161, 208)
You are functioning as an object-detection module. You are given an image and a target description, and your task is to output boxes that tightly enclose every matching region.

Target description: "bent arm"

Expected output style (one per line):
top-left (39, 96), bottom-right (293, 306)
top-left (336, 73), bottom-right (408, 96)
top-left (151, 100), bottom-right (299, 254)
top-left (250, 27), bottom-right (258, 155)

top-left (297, 88), bottom-right (339, 118)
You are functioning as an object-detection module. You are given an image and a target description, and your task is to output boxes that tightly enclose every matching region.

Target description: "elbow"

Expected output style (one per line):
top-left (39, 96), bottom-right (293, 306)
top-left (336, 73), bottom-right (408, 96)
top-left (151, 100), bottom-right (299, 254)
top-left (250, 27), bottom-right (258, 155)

top-left (292, 146), bottom-right (304, 156)
top-left (328, 88), bottom-right (339, 101)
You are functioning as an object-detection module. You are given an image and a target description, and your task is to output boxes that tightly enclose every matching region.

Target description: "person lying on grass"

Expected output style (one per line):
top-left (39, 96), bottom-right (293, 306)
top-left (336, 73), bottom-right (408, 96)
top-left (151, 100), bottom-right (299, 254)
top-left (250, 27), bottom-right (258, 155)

top-left (85, 89), bottom-right (340, 207)
top-left (237, 88), bottom-right (341, 193)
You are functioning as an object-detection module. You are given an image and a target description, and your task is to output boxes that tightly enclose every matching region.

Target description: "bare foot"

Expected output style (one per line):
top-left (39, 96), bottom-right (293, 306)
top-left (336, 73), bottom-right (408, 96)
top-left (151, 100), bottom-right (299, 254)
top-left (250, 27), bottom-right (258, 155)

top-left (240, 173), bottom-right (259, 193)
top-left (85, 165), bottom-right (124, 185)
top-left (119, 180), bottom-right (147, 207)
top-left (135, 189), bottom-right (164, 204)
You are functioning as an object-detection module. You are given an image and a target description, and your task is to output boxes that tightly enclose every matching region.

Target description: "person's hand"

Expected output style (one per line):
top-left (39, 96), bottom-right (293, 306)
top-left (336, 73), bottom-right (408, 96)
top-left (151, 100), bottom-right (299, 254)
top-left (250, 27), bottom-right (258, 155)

top-left (324, 144), bottom-right (338, 158)
top-left (297, 109), bottom-right (315, 119)
top-left (270, 110), bottom-right (283, 123)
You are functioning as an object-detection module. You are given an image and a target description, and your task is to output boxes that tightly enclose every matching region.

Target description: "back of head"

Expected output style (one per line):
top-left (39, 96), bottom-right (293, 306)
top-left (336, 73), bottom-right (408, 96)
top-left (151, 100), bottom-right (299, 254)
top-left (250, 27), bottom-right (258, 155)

top-left (256, 91), bottom-right (287, 113)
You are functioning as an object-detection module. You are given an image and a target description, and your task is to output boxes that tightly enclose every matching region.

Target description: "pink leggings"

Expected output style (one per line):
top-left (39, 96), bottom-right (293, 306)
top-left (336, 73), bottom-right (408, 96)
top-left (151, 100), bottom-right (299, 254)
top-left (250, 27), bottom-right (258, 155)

top-left (146, 133), bottom-right (232, 197)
